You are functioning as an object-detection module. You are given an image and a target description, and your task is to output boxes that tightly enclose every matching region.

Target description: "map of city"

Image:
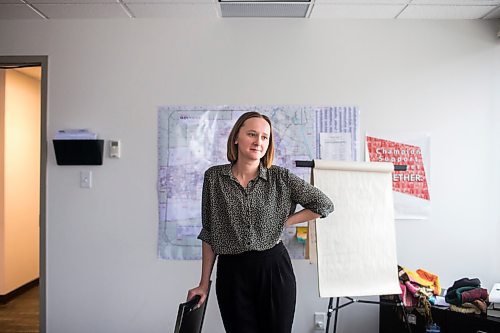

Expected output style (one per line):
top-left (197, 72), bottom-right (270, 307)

top-left (157, 106), bottom-right (359, 260)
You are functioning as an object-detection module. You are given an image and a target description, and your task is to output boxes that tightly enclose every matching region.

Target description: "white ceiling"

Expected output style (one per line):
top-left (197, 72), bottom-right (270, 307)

top-left (0, 0), bottom-right (499, 20)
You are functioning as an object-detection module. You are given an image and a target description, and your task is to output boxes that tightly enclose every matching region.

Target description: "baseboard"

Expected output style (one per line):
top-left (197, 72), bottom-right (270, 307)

top-left (0, 278), bottom-right (39, 304)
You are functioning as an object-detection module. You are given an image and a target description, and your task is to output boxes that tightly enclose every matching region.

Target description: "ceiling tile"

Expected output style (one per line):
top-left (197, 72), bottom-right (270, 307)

top-left (29, 0), bottom-right (116, 4)
top-left (126, 3), bottom-right (217, 17)
top-left (125, 0), bottom-right (214, 3)
top-left (1, 0), bottom-right (498, 19)
top-left (399, 4), bottom-right (496, 18)
top-left (0, 4), bottom-right (45, 18)
top-left (35, 3), bottom-right (130, 18)
top-left (411, 0), bottom-right (500, 4)
top-left (310, 4), bottom-right (406, 18)
top-left (484, 5), bottom-right (500, 17)
top-left (315, 0), bottom-right (408, 3)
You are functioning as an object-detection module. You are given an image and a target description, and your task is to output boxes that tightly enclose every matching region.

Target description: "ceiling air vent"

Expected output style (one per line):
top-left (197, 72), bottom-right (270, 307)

top-left (219, 0), bottom-right (313, 18)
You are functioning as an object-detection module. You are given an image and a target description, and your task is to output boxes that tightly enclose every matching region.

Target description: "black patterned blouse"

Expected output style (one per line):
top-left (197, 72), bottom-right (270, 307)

top-left (197, 163), bottom-right (334, 255)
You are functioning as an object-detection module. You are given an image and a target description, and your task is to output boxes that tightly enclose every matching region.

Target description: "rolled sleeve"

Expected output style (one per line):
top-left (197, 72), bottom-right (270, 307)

top-left (197, 170), bottom-right (212, 245)
top-left (288, 170), bottom-right (334, 218)
top-left (197, 227), bottom-right (212, 244)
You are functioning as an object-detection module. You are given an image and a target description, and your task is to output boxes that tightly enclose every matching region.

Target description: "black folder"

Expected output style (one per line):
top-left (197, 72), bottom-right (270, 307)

top-left (173, 287), bottom-right (210, 333)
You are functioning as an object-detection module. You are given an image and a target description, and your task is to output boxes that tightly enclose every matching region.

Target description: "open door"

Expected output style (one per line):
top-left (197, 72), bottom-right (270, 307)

top-left (0, 56), bottom-right (47, 333)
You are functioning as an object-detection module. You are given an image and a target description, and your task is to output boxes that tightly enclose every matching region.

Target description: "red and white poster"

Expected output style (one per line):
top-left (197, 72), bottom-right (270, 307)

top-left (366, 134), bottom-right (431, 220)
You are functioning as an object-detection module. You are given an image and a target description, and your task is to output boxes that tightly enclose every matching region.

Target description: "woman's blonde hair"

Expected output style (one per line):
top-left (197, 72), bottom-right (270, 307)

top-left (227, 112), bottom-right (274, 168)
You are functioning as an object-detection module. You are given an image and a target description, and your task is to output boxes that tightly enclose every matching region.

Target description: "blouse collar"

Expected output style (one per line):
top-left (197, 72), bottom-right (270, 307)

top-left (223, 162), bottom-right (269, 181)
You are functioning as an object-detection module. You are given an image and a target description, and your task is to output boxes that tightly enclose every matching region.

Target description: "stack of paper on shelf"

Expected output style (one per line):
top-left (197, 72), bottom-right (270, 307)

top-left (55, 129), bottom-right (97, 140)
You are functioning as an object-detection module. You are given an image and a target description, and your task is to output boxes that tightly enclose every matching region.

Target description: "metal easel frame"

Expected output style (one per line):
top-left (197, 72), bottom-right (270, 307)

top-left (325, 296), bottom-right (413, 333)
top-left (295, 160), bottom-right (412, 333)
top-left (295, 160), bottom-right (407, 171)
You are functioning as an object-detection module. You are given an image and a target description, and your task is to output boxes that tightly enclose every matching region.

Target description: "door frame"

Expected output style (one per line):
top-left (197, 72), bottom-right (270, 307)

top-left (0, 55), bottom-right (47, 333)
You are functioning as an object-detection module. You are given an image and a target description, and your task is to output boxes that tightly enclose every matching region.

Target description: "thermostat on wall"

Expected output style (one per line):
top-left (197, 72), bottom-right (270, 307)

top-left (109, 140), bottom-right (121, 158)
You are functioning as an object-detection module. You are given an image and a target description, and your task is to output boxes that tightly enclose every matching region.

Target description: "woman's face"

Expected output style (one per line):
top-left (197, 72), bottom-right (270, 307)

top-left (235, 117), bottom-right (271, 163)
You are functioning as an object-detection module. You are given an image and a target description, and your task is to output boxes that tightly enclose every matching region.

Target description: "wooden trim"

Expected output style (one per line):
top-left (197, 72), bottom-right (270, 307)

top-left (0, 278), bottom-right (39, 304)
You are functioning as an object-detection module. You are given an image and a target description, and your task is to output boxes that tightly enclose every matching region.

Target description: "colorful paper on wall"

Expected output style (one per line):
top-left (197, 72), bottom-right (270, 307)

top-left (365, 133), bottom-right (431, 220)
top-left (296, 226), bottom-right (308, 244)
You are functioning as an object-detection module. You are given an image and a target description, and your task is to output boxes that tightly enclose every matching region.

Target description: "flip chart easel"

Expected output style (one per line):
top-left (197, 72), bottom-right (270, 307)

top-left (296, 160), bottom-right (412, 333)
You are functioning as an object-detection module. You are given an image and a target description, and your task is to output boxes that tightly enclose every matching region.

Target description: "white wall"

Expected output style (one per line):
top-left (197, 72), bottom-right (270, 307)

top-left (0, 69), bottom-right (40, 295)
top-left (0, 18), bottom-right (499, 333)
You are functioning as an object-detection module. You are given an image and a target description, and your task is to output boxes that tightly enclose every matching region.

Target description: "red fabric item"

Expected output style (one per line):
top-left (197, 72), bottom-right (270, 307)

top-left (461, 288), bottom-right (488, 303)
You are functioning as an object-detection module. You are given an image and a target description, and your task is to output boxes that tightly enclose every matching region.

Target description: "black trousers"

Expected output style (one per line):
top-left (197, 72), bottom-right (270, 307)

top-left (216, 242), bottom-right (296, 333)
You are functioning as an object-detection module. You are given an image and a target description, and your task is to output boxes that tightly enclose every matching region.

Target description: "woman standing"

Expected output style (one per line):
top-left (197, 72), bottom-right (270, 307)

top-left (188, 111), bottom-right (334, 333)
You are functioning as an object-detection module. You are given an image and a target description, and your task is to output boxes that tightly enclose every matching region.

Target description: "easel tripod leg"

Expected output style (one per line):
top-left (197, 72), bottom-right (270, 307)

top-left (333, 297), bottom-right (340, 333)
top-left (325, 297), bottom-right (334, 333)
top-left (399, 300), bottom-right (413, 333)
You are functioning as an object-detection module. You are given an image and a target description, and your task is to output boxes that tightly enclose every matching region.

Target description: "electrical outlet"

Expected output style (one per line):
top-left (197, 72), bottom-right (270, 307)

top-left (314, 312), bottom-right (326, 330)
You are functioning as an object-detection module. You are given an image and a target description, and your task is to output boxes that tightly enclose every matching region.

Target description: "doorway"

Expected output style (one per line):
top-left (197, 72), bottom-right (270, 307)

top-left (0, 56), bottom-right (47, 333)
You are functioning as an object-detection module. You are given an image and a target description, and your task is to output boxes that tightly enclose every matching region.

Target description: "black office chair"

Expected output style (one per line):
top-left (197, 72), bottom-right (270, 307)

top-left (174, 283), bottom-right (211, 333)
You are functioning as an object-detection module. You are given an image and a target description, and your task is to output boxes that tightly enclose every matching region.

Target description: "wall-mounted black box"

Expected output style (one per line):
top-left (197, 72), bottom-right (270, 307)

top-left (53, 139), bottom-right (104, 165)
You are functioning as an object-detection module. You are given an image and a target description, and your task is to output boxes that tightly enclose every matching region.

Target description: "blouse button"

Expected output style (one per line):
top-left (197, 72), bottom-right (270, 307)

top-left (247, 241), bottom-right (251, 245)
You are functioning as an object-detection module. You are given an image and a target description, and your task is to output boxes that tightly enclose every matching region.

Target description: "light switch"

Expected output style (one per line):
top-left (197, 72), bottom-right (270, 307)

top-left (80, 170), bottom-right (92, 188)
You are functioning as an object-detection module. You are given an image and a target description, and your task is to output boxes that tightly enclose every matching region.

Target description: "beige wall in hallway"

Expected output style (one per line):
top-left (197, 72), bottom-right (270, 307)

top-left (0, 68), bottom-right (40, 295)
